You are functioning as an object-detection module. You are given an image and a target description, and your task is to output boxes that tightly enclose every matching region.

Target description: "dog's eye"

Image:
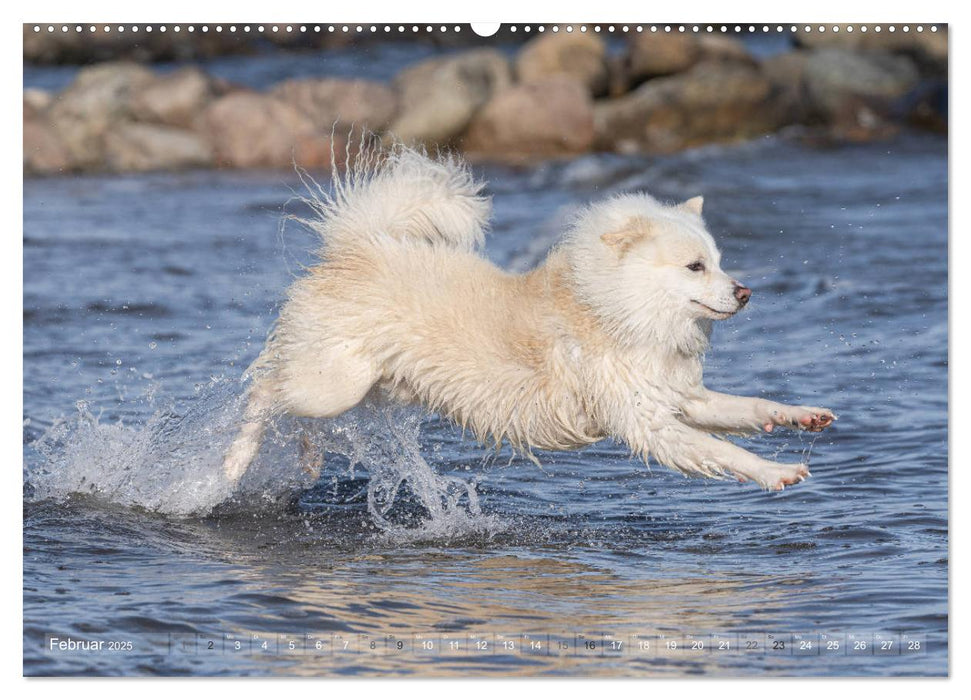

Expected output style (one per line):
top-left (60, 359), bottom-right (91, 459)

top-left (686, 261), bottom-right (705, 272)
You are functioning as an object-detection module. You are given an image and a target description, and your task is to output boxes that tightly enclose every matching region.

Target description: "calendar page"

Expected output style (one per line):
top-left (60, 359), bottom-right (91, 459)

top-left (22, 18), bottom-right (949, 679)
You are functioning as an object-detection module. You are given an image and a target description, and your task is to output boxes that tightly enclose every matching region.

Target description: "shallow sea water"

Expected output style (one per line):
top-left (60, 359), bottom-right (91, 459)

top-left (23, 130), bottom-right (947, 676)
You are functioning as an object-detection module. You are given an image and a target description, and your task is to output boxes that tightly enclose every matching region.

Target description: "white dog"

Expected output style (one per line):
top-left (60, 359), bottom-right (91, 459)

top-left (222, 146), bottom-right (835, 491)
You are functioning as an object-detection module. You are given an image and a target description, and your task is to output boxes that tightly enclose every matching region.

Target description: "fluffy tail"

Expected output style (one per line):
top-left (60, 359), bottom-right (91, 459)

top-left (296, 142), bottom-right (491, 254)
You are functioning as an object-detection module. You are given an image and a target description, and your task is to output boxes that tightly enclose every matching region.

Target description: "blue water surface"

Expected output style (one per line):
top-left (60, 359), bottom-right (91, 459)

top-left (23, 126), bottom-right (947, 676)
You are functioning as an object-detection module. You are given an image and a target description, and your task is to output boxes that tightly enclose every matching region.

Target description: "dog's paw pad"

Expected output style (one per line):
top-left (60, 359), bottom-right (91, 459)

top-left (796, 409), bottom-right (835, 432)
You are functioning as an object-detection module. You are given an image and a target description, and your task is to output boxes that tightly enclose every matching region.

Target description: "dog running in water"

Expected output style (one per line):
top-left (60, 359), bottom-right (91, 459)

top-left (222, 146), bottom-right (835, 491)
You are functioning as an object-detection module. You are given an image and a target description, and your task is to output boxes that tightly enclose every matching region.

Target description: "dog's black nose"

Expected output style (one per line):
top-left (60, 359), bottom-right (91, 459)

top-left (734, 284), bottom-right (752, 306)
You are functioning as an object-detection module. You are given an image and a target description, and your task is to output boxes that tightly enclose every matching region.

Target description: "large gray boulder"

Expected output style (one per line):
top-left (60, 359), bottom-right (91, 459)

top-left (130, 67), bottom-right (217, 129)
top-left (594, 60), bottom-right (785, 154)
top-left (47, 62), bottom-right (155, 168)
top-left (803, 49), bottom-right (920, 124)
top-left (104, 122), bottom-right (213, 172)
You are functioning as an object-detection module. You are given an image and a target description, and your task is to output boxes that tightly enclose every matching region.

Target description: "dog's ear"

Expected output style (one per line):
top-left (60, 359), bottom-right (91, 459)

top-left (600, 217), bottom-right (653, 255)
top-left (681, 196), bottom-right (704, 216)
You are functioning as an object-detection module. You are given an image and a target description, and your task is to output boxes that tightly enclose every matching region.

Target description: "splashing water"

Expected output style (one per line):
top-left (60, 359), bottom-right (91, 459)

top-left (26, 379), bottom-right (248, 516)
top-left (25, 379), bottom-right (499, 538)
top-left (303, 401), bottom-right (501, 541)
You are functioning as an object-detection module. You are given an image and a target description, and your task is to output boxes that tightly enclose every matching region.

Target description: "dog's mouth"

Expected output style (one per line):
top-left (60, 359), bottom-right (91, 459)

top-left (691, 300), bottom-right (737, 319)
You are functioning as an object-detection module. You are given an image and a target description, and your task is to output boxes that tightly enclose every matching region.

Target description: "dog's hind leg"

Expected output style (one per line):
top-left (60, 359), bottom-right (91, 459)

top-left (222, 378), bottom-right (276, 484)
top-left (278, 345), bottom-right (378, 420)
top-left (223, 343), bottom-right (377, 485)
top-left (298, 428), bottom-right (324, 481)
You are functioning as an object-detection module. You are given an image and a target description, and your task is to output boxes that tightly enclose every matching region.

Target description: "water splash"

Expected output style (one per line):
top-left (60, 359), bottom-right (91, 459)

top-left (26, 379), bottom-right (255, 516)
top-left (24, 379), bottom-right (498, 538)
top-left (293, 400), bottom-right (501, 541)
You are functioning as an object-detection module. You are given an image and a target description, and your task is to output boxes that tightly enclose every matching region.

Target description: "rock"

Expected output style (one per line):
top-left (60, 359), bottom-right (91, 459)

top-left (130, 67), bottom-right (216, 129)
top-left (463, 77), bottom-right (595, 159)
top-left (23, 88), bottom-right (53, 119)
top-left (516, 32), bottom-right (609, 96)
top-left (795, 25), bottom-right (947, 74)
top-left (104, 122), bottom-right (213, 172)
top-left (389, 49), bottom-right (512, 145)
top-left (626, 33), bottom-right (700, 82)
top-left (761, 51), bottom-right (811, 87)
top-left (696, 35), bottom-right (755, 65)
top-left (803, 49), bottom-right (920, 125)
top-left (760, 51), bottom-right (814, 125)
top-left (24, 119), bottom-right (73, 175)
top-left (202, 92), bottom-right (335, 169)
top-left (47, 61), bottom-right (155, 168)
top-left (624, 32), bottom-right (753, 88)
top-left (605, 53), bottom-right (630, 98)
top-left (50, 61), bottom-right (155, 121)
top-left (271, 78), bottom-right (397, 134)
top-left (904, 80), bottom-right (947, 133)
top-left (594, 61), bottom-right (786, 154)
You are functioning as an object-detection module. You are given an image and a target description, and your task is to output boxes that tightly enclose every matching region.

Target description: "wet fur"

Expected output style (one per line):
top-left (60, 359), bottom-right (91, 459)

top-left (222, 146), bottom-right (835, 491)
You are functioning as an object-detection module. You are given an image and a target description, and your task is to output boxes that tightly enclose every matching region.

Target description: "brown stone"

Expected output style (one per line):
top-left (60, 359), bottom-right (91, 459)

top-left (24, 119), bottom-right (73, 175)
top-left (202, 92), bottom-right (335, 169)
top-left (623, 32), bottom-right (753, 89)
top-left (271, 78), bottom-right (397, 134)
top-left (463, 77), bottom-right (595, 158)
top-left (23, 88), bottom-right (53, 120)
top-left (516, 32), bottom-right (609, 96)
top-left (626, 33), bottom-right (701, 82)
top-left (760, 51), bottom-right (814, 125)
top-left (697, 35), bottom-right (755, 65)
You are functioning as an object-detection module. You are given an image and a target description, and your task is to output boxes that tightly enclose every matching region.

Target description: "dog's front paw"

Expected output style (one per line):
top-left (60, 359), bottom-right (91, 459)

top-left (762, 406), bottom-right (836, 433)
top-left (793, 407), bottom-right (836, 432)
top-left (765, 463), bottom-right (810, 491)
top-left (736, 462), bottom-right (811, 490)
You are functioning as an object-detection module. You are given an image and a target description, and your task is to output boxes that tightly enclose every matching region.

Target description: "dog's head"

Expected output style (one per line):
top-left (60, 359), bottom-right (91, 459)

top-left (565, 193), bottom-right (750, 353)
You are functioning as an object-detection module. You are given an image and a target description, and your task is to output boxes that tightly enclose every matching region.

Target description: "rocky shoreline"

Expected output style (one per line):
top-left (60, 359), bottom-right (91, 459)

top-left (23, 28), bottom-right (947, 176)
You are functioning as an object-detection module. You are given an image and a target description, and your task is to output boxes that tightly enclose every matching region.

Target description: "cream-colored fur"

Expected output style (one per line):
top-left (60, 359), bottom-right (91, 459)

top-left (222, 146), bottom-right (835, 491)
